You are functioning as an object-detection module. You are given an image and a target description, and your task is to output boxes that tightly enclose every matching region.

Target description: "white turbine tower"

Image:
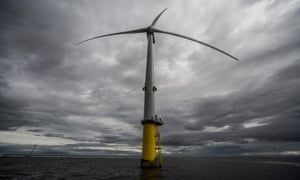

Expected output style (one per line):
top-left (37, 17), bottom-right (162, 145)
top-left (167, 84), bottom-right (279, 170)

top-left (77, 8), bottom-right (238, 168)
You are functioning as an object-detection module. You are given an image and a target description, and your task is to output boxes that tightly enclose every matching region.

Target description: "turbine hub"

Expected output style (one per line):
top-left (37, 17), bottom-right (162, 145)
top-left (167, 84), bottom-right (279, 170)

top-left (147, 26), bottom-right (154, 34)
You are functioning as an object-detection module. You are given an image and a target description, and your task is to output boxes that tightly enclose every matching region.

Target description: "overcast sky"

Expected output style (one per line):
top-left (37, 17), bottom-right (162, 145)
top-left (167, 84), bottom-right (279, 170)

top-left (0, 0), bottom-right (300, 156)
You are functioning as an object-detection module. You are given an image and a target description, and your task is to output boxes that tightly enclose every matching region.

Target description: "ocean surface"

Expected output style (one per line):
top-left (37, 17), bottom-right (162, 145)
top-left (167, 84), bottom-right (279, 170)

top-left (1, 156), bottom-right (300, 180)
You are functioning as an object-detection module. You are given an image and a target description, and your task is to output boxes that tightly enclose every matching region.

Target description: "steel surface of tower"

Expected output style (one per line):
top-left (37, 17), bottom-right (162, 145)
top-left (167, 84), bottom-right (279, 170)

top-left (76, 8), bottom-right (238, 169)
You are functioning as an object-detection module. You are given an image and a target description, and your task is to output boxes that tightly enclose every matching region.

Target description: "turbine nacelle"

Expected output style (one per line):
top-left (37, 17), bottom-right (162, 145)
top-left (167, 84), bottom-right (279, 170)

top-left (146, 27), bottom-right (155, 43)
top-left (146, 26), bottom-right (155, 33)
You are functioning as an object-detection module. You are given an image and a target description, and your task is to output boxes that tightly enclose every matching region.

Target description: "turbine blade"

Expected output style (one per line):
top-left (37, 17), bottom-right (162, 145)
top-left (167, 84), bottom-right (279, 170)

top-left (75, 28), bottom-right (147, 45)
top-left (153, 28), bottom-right (238, 61)
top-left (151, 8), bottom-right (168, 26)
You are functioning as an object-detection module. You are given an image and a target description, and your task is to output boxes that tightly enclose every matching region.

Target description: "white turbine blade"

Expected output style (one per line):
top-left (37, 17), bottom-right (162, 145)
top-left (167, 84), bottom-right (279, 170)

top-left (153, 28), bottom-right (239, 61)
top-left (151, 8), bottom-right (168, 26)
top-left (75, 28), bottom-right (147, 45)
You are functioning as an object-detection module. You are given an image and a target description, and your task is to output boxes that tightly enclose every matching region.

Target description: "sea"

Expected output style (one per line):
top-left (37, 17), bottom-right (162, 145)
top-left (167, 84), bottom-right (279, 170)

top-left (1, 156), bottom-right (300, 180)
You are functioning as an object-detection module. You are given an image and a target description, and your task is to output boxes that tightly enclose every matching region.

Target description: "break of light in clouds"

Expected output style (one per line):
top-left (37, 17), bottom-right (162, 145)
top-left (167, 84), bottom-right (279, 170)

top-left (0, 0), bottom-right (300, 156)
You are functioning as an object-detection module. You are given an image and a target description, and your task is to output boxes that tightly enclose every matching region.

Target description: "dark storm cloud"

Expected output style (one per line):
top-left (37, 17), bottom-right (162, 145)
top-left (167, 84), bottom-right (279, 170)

top-left (0, 0), bottom-right (300, 156)
top-left (0, 93), bottom-right (28, 130)
top-left (0, 1), bottom-right (79, 129)
top-left (160, 60), bottom-right (300, 147)
top-left (184, 59), bottom-right (300, 129)
top-left (0, 0), bottom-right (128, 132)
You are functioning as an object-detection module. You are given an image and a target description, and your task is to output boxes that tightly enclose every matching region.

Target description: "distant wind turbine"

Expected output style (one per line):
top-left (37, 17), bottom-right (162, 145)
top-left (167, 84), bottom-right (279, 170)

top-left (77, 8), bottom-right (238, 168)
top-left (27, 144), bottom-right (37, 157)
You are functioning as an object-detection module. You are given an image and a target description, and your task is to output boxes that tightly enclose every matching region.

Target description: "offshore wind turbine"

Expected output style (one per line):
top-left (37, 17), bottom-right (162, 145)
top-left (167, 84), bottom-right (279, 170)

top-left (77, 8), bottom-right (238, 168)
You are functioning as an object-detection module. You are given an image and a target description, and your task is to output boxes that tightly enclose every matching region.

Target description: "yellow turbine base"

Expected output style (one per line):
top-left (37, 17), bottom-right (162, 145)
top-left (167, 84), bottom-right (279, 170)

top-left (142, 124), bottom-right (156, 161)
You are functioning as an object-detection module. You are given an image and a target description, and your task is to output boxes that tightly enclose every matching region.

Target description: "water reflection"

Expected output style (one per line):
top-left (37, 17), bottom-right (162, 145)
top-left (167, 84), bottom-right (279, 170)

top-left (140, 168), bottom-right (164, 180)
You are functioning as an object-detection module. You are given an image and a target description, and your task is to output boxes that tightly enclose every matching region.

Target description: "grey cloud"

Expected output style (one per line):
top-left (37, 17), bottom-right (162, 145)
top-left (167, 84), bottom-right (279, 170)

top-left (0, 0), bottom-right (300, 156)
top-left (0, 94), bottom-right (29, 130)
top-left (181, 60), bottom-right (300, 136)
top-left (159, 59), bottom-right (300, 149)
